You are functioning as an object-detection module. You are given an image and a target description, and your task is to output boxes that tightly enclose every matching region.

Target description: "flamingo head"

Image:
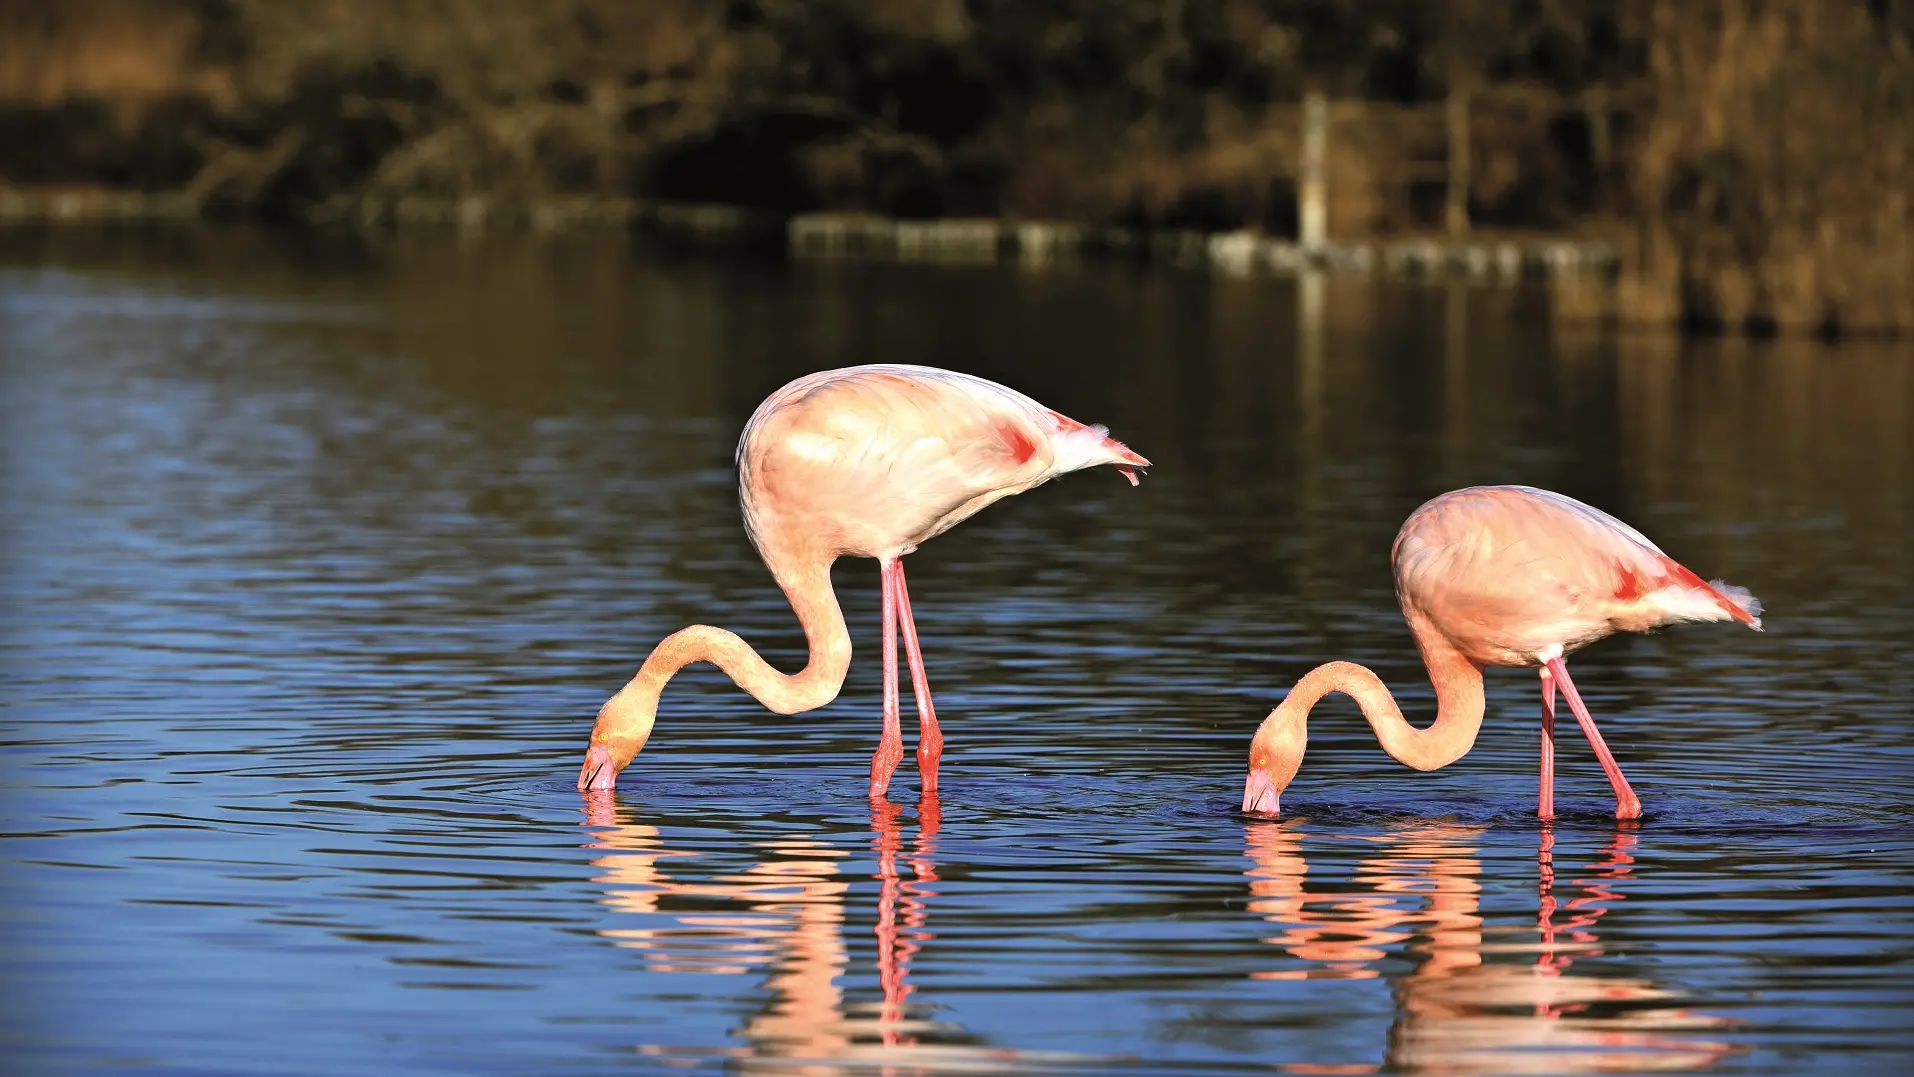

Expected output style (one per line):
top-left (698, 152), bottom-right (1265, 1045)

top-left (576, 743), bottom-right (622, 791)
top-left (1241, 705), bottom-right (1307, 816)
top-left (576, 690), bottom-right (656, 791)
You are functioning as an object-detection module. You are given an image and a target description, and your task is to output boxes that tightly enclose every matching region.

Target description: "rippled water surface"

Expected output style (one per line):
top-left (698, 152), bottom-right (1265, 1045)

top-left (2, 229), bottom-right (1910, 1076)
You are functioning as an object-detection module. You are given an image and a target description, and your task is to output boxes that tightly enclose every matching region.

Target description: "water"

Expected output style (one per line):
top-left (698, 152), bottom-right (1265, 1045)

top-left (1, 228), bottom-right (1910, 1076)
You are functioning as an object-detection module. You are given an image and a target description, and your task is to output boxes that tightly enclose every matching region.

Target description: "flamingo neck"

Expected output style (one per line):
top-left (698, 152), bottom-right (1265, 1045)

top-left (589, 546), bottom-right (852, 772)
top-left (1274, 629), bottom-right (1485, 774)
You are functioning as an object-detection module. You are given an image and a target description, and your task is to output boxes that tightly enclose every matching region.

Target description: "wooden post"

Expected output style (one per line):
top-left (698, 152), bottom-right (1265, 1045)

top-left (1299, 92), bottom-right (1328, 250)
top-left (1446, 86), bottom-right (1470, 239)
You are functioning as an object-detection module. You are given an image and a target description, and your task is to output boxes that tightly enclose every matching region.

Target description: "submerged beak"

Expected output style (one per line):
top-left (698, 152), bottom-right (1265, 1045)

top-left (1242, 768), bottom-right (1279, 816)
top-left (577, 743), bottom-right (618, 792)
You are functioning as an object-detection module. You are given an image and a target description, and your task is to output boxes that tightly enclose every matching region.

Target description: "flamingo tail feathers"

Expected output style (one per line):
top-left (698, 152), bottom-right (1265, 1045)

top-left (1707, 579), bottom-right (1764, 630)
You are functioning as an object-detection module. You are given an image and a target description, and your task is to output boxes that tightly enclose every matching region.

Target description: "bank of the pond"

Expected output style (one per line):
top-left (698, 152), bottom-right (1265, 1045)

top-left (0, 186), bottom-right (1619, 294)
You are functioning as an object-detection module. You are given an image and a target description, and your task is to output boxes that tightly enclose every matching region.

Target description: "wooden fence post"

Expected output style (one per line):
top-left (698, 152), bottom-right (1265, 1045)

top-left (1446, 87), bottom-right (1471, 239)
top-left (1300, 92), bottom-right (1328, 250)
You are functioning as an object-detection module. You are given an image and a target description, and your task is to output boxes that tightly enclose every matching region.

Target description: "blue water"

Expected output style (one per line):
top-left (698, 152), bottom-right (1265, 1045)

top-left (1, 229), bottom-right (1910, 1075)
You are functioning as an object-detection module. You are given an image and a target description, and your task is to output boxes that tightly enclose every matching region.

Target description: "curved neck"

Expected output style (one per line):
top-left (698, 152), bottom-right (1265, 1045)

top-left (1280, 626), bottom-right (1485, 772)
top-left (590, 546), bottom-right (853, 765)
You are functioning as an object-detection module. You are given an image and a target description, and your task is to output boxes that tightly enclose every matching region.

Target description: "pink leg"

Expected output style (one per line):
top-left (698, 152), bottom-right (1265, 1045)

top-left (870, 560), bottom-right (904, 800)
top-left (893, 560), bottom-right (943, 794)
top-left (1539, 666), bottom-right (1557, 820)
top-left (1544, 657), bottom-right (1642, 820)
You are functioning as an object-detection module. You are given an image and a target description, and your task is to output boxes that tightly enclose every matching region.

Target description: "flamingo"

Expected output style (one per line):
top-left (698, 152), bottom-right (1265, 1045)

top-left (578, 364), bottom-right (1150, 799)
top-left (1241, 485), bottom-right (1762, 820)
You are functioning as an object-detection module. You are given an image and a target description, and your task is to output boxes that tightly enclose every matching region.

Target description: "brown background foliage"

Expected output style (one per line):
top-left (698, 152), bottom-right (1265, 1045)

top-left (2, 0), bottom-right (1909, 333)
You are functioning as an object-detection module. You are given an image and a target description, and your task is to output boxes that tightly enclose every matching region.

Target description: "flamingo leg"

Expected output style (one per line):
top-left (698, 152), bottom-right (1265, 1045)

top-left (871, 559), bottom-right (905, 800)
top-left (1539, 665), bottom-right (1557, 820)
top-left (1544, 656), bottom-right (1642, 820)
top-left (892, 560), bottom-right (943, 795)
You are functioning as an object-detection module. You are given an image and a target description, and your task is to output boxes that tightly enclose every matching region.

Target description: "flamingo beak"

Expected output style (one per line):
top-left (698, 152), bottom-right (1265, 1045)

top-left (1106, 441), bottom-right (1150, 486)
top-left (1242, 767), bottom-right (1280, 816)
top-left (577, 743), bottom-right (618, 792)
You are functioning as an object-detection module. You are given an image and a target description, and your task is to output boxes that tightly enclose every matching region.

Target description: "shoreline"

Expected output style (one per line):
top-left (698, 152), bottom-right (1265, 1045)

top-left (0, 187), bottom-right (1617, 284)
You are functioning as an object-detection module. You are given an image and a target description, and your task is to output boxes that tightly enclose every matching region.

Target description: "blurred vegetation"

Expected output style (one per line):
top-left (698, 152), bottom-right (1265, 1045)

top-left (1, 0), bottom-right (1910, 334)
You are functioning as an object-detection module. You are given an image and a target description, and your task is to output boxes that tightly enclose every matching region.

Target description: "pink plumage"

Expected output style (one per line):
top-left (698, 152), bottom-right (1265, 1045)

top-left (1244, 485), bottom-right (1763, 821)
top-left (1393, 485), bottom-right (1762, 669)
top-left (736, 364), bottom-right (1146, 561)
top-left (580, 364), bottom-right (1149, 799)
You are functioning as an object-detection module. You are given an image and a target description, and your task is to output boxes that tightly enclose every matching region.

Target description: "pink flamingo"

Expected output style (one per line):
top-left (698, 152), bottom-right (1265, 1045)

top-left (1241, 485), bottom-right (1762, 820)
top-left (578, 364), bottom-right (1149, 799)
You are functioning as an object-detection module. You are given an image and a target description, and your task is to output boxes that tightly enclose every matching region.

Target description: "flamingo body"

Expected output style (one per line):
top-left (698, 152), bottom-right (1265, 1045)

top-left (1394, 486), bottom-right (1761, 669)
top-left (1244, 486), bottom-right (1761, 820)
top-left (581, 364), bottom-right (1148, 798)
top-left (738, 365), bottom-right (1142, 562)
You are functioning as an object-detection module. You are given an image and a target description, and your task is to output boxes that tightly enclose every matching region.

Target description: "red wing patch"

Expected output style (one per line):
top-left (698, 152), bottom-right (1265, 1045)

top-left (1612, 562), bottom-right (1653, 601)
top-left (997, 421), bottom-right (1038, 465)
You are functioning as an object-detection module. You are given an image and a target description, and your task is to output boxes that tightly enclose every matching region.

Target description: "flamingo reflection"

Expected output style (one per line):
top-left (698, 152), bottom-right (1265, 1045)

top-left (1245, 822), bottom-right (1737, 1073)
top-left (579, 791), bottom-right (989, 1070)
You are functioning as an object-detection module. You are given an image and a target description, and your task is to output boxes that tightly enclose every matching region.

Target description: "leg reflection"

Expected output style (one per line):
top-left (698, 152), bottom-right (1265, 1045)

top-left (1536, 824), bottom-right (1637, 976)
top-left (871, 792), bottom-right (941, 1046)
top-left (1242, 820), bottom-right (1738, 1072)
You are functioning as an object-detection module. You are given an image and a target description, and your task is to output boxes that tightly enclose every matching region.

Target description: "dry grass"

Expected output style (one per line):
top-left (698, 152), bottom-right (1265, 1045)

top-left (1621, 0), bottom-right (1914, 334)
